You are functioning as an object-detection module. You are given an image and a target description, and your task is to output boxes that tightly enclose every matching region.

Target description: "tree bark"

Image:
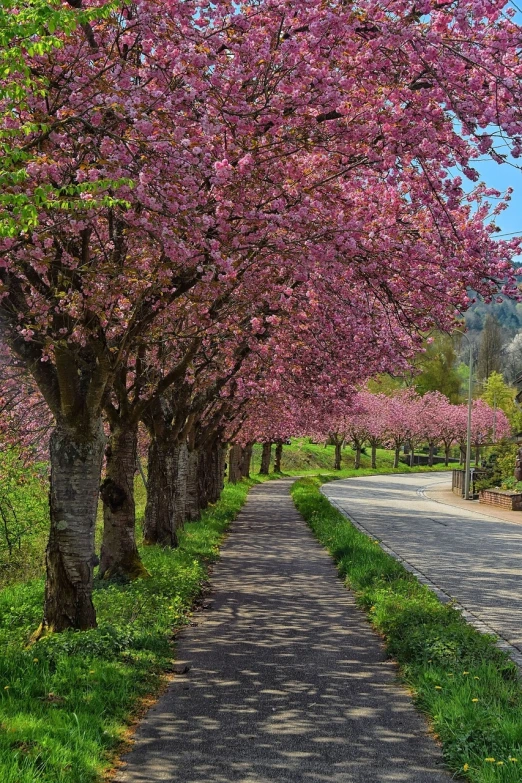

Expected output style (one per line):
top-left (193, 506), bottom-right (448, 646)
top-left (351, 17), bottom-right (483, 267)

top-left (334, 441), bottom-right (342, 470)
top-left (211, 442), bottom-right (226, 501)
top-left (99, 420), bottom-right (148, 580)
top-left (354, 444), bottom-right (361, 470)
top-left (444, 445), bottom-right (450, 466)
top-left (428, 443), bottom-right (434, 467)
top-left (40, 419), bottom-right (105, 633)
top-left (274, 441), bottom-right (283, 473)
top-left (410, 447), bottom-right (415, 467)
top-left (228, 443), bottom-right (243, 484)
top-left (143, 438), bottom-right (187, 547)
top-left (371, 443), bottom-right (377, 470)
top-left (393, 444), bottom-right (400, 469)
top-left (259, 442), bottom-right (272, 474)
top-left (240, 442), bottom-right (253, 478)
top-left (186, 447), bottom-right (201, 520)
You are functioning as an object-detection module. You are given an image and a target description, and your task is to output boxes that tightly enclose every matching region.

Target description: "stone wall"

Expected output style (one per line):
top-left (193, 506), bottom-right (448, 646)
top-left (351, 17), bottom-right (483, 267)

top-left (479, 490), bottom-right (522, 511)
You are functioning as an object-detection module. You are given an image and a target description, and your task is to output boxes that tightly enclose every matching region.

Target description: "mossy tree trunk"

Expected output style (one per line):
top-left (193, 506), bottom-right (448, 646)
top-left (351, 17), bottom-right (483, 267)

top-left (42, 419), bottom-right (106, 633)
top-left (99, 419), bottom-right (148, 580)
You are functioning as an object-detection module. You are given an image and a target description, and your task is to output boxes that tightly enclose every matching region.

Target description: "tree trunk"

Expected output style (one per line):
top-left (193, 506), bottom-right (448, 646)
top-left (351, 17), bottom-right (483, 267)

top-left (186, 447), bottom-right (201, 521)
top-left (240, 442), bottom-right (253, 478)
top-left (99, 421), bottom-right (148, 580)
top-left (428, 443), bottom-right (434, 467)
top-left (371, 443), bottom-right (377, 470)
top-left (228, 443), bottom-right (243, 484)
top-left (198, 447), bottom-right (211, 509)
top-left (210, 442), bottom-right (225, 502)
top-left (410, 447), bottom-right (415, 467)
top-left (393, 444), bottom-right (400, 469)
top-left (200, 440), bottom-right (225, 501)
top-left (475, 446), bottom-right (480, 467)
top-left (40, 419), bottom-right (105, 634)
top-left (259, 442), bottom-right (272, 474)
top-left (334, 441), bottom-right (342, 470)
top-left (274, 441), bottom-right (283, 473)
top-left (143, 438), bottom-right (187, 547)
top-left (354, 444), bottom-right (361, 470)
top-left (445, 445), bottom-right (450, 466)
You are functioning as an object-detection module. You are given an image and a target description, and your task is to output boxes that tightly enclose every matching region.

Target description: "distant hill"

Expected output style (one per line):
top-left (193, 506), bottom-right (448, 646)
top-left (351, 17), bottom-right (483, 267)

top-left (464, 296), bottom-right (522, 337)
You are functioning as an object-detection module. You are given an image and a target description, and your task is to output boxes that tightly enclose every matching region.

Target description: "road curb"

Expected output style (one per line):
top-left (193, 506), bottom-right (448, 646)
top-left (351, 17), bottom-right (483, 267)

top-left (320, 487), bottom-right (522, 673)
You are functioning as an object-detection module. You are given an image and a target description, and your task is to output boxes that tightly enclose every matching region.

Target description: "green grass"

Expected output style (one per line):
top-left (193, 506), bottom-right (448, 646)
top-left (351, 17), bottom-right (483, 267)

top-left (250, 438), bottom-right (456, 475)
top-left (0, 479), bottom-right (254, 783)
top-left (291, 475), bottom-right (522, 782)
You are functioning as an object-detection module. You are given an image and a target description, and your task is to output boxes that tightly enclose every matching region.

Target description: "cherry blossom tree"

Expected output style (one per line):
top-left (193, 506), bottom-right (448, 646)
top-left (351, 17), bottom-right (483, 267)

top-left (2, 0), bottom-right (522, 632)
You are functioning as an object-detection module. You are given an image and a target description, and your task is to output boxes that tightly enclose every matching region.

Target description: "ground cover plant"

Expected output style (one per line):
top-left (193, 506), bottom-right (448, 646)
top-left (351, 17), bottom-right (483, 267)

top-left (0, 479), bottom-right (252, 783)
top-left (291, 475), bottom-right (522, 782)
top-left (0, 449), bottom-right (48, 589)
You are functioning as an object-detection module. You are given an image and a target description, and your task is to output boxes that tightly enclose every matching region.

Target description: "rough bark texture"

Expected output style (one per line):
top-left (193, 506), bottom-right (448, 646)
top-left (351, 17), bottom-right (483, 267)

top-left (173, 441), bottom-right (189, 529)
top-left (41, 420), bottom-right (105, 633)
top-left (185, 447), bottom-right (200, 521)
top-left (143, 438), bottom-right (187, 547)
top-left (428, 443), bottom-right (435, 467)
top-left (371, 443), bottom-right (377, 470)
top-left (228, 443), bottom-right (243, 484)
top-left (393, 445), bottom-right (400, 469)
top-left (334, 441), bottom-right (342, 471)
top-left (211, 443), bottom-right (226, 501)
top-left (274, 441), bottom-right (283, 473)
top-left (410, 448), bottom-right (415, 467)
top-left (200, 441), bottom-right (226, 502)
top-left (240, 442), bottom-right (253, 478)
top-left (99, 421), bottom-right (148, 580)
top-left (260, 442), bottom-right (272, 475)
top-left (444, 446), bottom-right (450, 466)
top-left (354, 444), bottom-right (362, 470)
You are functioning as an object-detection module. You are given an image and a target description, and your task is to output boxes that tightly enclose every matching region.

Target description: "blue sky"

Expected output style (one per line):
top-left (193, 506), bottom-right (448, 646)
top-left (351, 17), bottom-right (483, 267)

top-left (474, 156), bottom-right (522, 243)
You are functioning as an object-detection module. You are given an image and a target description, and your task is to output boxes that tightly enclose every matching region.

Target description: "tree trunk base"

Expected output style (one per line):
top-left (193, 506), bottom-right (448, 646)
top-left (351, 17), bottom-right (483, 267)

top-left (100, 551), bottom-right (150, 581)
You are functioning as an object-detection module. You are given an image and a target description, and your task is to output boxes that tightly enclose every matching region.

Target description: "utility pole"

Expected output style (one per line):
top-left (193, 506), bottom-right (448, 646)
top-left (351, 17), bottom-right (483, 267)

top-left (456, 329), bottom-right (473, 500)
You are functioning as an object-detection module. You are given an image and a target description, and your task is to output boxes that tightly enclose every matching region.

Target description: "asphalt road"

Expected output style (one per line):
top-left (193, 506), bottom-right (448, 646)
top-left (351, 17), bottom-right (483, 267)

top-left (322, 472), bottom-right (522, 658)
top-left (116, 479), bottom-right (450, 783)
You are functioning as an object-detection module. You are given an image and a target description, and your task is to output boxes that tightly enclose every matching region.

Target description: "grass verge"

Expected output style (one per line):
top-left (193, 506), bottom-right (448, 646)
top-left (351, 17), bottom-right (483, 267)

top-left (291, 475), bottom-right (522, 782)
top-left (0, 479), bottom-right (254, 783)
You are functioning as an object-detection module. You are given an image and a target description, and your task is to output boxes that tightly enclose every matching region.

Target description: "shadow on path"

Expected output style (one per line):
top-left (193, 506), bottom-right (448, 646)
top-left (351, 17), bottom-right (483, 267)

top-left (116, 479), bottom-right (449, 783)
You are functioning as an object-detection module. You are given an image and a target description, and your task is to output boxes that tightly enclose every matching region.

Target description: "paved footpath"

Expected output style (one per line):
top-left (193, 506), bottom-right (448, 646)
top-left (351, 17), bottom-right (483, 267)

top-left (323, 472), bottom-right (522, 664)
top-left (116, 479), bottom-right (449, 783)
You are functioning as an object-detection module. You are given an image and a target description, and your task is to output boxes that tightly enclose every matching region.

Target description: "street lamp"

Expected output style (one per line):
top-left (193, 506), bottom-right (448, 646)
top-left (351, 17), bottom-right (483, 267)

top-left (455, 328), bottom-right (473, 500)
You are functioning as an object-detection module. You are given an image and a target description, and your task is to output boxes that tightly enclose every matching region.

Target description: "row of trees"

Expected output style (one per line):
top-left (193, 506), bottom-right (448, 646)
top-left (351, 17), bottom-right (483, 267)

top-left (231, 390), bottom-right (510, 476)
top-left (1, 0), bottom-right (522, 632)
